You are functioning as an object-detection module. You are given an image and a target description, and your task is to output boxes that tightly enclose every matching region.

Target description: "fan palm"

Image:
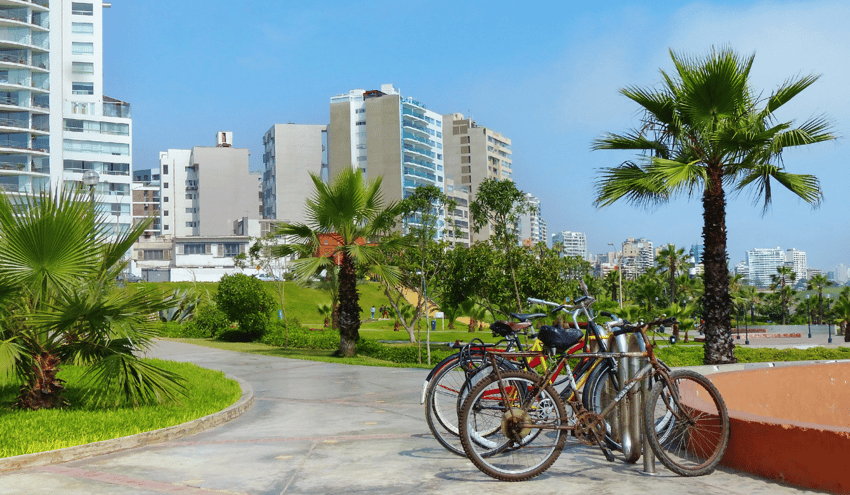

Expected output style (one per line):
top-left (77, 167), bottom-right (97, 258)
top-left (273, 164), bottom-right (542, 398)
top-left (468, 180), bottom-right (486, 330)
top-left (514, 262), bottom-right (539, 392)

top-left (271, 168), bottom-right (400, 357)
top-left (0, 190), bottom-right (184, 410)
top-left (656, 244), bottom-right (690, 304)
top-left (806, 273), bottom-right (833, 325)
top-left (593, 47), bottom-right (835, 364)
top-left (770, 266), bottom-right (796, 325)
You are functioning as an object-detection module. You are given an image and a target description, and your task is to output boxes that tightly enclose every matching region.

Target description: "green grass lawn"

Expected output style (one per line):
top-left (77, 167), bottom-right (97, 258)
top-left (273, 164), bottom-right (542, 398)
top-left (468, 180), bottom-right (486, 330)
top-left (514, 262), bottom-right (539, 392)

top-left (0, 359), bottom-right (241, 458)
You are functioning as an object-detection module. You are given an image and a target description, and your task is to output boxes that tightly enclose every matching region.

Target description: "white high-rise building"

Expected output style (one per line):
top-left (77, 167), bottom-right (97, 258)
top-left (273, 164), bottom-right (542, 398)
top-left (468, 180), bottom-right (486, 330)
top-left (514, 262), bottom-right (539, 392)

top-left (0, 1), bottom-right (133, 237)
top-left (786, 248), bottom-right (807, 282)
top-left (519, 193), bottom-right (545, 246)
top-left (261, 124), bottom-right (327, 223)
top-left (552, 231), bottom-right (587, 259)
top-left (747, 247), bottom-right (785, 288)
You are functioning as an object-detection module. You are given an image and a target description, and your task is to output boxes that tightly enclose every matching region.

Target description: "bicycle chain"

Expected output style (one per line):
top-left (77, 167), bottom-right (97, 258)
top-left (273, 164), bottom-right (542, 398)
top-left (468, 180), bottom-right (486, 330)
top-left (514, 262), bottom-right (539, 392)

top-left (573, 411), bottom-right (606, 446)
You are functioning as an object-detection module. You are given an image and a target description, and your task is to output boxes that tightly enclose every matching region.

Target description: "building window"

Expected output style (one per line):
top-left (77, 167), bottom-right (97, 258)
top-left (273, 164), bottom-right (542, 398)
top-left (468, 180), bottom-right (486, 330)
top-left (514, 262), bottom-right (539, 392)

top-left (163, 211), bottom-right (169, 216)
top-left (72, 62), bottom-right (94, 74)
top-left (71, 2), bottom-right (94, 15)
top-left (163, 183), bottom-right (168, 188)
top-left (72, 82), bottom-right (93, 95)
top-left (144, 250), bottom-right (164, 260)
top-left (164, 197), bottom-right (169, 202)
top-left (72, 42), bottom-right (94, 55)
top-left (221, 243), bottom-right (241, 257)
top-left (355, 121), bottom-right (366, 126)
top-left (183, 243), bottom-right (206, 254)
top-left (162, 165), bottom-right (168, 174)
top-left (72, 22), bottom-right (94, 34)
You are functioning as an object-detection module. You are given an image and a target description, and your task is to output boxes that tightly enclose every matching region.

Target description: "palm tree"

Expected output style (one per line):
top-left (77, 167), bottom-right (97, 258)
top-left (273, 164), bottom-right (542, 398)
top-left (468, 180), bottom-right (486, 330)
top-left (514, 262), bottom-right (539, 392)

top-left (656, 244), bottom-right (690, 304)
top-left (806, 273), bottom-right (833, 325)
top-left (593, 47), bottom-right (835, 364)
top-left (770, 266), bottom-right (796, 324)
top-left (0, 190), bottom-right (184, 410)
top-left (272, 168), bottom-right (399, 357)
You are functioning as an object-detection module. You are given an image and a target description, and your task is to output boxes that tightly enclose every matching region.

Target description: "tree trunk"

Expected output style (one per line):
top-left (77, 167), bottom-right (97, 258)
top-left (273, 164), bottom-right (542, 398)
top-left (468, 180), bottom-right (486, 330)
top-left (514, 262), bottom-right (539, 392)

top-left (336, 253), bottom-right (360, 357)
top-left (15, 351), bottom-right (68, 410)
top-left (701, 166), bottom-right (737, 364)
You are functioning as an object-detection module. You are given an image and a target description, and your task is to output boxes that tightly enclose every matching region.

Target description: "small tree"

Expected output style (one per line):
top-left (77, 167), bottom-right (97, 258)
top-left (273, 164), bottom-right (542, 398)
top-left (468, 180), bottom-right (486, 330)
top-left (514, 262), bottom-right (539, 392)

top-left (215, 273), bottom-right (275, 341)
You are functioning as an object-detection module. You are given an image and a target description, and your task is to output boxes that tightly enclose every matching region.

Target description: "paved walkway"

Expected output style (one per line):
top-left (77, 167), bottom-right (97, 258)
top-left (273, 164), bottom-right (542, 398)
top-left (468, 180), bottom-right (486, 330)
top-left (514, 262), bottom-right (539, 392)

top-left (0, 340), bottom-right (831, 495)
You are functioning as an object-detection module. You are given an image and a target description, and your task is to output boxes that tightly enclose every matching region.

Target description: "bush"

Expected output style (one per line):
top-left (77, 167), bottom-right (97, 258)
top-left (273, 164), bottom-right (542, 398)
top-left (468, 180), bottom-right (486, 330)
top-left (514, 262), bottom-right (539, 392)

top-left (184, 304), bottom-right (230, 338)
top-left (262, 319), bottom-right (339, 349)
top-left (215, 273), bottom-right (275, 341)
top-left (355, 339), bottom-right (455, 365)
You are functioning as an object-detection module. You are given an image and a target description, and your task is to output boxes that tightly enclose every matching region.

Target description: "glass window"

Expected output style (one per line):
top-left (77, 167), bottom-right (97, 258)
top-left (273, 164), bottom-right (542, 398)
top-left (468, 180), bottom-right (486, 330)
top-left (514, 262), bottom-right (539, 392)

top-left (72, 62), bottom-right (94, 74)
top-left (71, 22), bottom-right (94, 34)
top-left (221, 243), bottom-right (241, 257)
top-left (183, 243), bottom-right (206, 254)
top-left (71, 3), bottom-right (94, 15)
top-left (72, 82), bottom-right (93, 95)
top-left (72, 42), bottom-right (94, 55)
top-left (144, 250), bottom-right (164, 260)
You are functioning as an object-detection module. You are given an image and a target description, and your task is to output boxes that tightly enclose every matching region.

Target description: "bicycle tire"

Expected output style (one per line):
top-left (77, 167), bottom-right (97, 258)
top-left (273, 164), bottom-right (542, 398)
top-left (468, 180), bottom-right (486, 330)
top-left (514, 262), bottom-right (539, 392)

top-left (581, 359), bottom-right (621, 450)
top-left (644, 370), bottom-right (730, 476)
top-left (459, 370), bottom-right (568, 481)
top-left (424, 351), bottom-right (515, 456)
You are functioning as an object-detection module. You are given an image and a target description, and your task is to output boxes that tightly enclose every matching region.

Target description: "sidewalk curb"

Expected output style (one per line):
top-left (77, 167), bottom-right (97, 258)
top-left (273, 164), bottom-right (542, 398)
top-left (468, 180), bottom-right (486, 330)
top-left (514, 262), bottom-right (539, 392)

top-left (0, 375), bottom-right (254, 473)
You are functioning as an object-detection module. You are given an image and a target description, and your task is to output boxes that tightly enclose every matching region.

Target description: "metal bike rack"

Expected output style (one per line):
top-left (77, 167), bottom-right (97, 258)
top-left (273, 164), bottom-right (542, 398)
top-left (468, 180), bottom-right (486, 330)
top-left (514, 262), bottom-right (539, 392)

top-left (613, 331), bottom-right (656, 473)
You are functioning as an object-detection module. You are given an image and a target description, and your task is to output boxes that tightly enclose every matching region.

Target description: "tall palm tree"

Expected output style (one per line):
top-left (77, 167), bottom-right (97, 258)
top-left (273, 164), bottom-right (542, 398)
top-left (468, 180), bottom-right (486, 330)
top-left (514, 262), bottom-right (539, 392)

top-left (656, 244), bottom-right (690, 304)
top-left (770, 266), bottom-right (796, 325)
top-left (272, 168), bottom-right (399, 357)
top-left (593, 47), bottom-right (835, 364)
top-left (0, 190), bottom-right (184, 410)
top-left (806, 273), bottom-right (833, 324)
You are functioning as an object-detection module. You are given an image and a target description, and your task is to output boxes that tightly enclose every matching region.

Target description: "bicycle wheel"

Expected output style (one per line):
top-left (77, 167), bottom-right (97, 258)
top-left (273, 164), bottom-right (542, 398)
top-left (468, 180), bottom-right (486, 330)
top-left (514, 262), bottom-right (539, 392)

top-left (424, 351), bottom-right (488, 456)
top-left (644, 370), bottom-right (730, 476)
top-left (581, 359), bottom-right (621, 450)
top-left (459, 370), bottom-right (568, 481)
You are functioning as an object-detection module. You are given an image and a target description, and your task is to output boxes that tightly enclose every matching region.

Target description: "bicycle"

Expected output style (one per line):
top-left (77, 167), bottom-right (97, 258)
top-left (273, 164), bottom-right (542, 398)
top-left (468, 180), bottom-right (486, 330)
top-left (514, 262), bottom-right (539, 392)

top-left (423, 289), bottom-right (617, 456)
top-left (457, 316), bottom-right (730, 481)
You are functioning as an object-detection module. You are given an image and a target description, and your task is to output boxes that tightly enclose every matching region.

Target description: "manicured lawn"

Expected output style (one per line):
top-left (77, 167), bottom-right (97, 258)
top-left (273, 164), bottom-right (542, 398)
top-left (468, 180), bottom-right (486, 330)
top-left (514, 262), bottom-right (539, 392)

top-left (0, 359), bottom-right (241, 458)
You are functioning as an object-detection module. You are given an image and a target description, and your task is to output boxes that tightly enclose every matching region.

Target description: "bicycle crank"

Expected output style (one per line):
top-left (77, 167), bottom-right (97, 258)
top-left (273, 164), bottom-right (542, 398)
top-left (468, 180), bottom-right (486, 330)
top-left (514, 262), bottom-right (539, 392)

top-left (574, 411), bottom-right (606, 446)
top-left (501, 408), bottom-right (531, 443)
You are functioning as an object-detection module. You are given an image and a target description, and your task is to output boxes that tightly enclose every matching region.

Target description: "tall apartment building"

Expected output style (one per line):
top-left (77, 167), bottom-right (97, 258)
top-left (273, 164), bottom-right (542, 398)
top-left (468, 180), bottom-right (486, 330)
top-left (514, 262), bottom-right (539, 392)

top-left (785, 248), bottom-right (807, 282)
top-left (159, 133), bottom-right (259, 238)
top-left (329, 84), bottom-right (447, 238)
top-left (746, 247), bottom-right (786, 288)
top-left (444, 177), bottom-right (470, 247)
top-left (442, 113), bottom-right (513, 243)
top-left (552, 231), bottom-right (587, 259)
top-left (620, 237), bottom-right (654, 278)
top-left (261, 123), bottom-right (327, 223)
top-left (132, 168), bottom-right (161, 238)
top-left (0, 1), bottom-right (133, 236)
top-left (518, 193), bottom-right (545, 247)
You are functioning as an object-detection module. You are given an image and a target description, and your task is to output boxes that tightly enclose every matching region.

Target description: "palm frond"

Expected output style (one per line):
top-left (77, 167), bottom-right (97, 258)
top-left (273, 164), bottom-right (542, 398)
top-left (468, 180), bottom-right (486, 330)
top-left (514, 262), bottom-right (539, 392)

top-left (81, 350), bottom-right (187, 407)
top-left (594, 161), bottom-right (670, 208)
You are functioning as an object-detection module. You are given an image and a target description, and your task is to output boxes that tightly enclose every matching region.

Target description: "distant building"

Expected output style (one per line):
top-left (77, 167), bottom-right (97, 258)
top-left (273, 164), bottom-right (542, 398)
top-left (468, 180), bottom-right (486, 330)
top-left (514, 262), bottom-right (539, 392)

top-left (444, 178), bottom-right (470, 247)
top-left (519, 193), bottom-right (545, 247)
top-left (442, 113), bottom-right (513, 243)
top-left (329, 84), bottom-right (447, 239)
top-left (622, 237), bottom-right (654, 277)
top-left (746, 247), bottom-right (785, 288)
top-left (786, 248), bottom-right (808, 282)
top-left (690, 244), bottom-right (704, 264)
top-left (261, 124), bottom-right (328, 223)
top-left (553, 231), bottom-right (587, 259)
top-left (833, 264), bottom-right (849, 284)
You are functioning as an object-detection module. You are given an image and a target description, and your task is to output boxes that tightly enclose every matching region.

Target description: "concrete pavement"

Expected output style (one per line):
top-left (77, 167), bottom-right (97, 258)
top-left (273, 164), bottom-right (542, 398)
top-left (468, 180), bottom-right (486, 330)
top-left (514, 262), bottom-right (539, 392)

top-left (0, 339), bottom-right (830, 495)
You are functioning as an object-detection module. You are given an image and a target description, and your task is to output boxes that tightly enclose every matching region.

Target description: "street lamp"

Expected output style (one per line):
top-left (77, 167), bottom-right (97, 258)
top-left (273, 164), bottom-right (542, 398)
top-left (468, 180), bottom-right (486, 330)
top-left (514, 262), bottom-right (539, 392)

top-left (807, 294), bottom-right (811, 338)
top-left (607, 242), bottom-right (622, 309)
top-left (827, 294), bottom-right (833, 344)
top-left (81, 170), bottom-right (99, 226)
top-left (745, 303), bottom-right (751, 345)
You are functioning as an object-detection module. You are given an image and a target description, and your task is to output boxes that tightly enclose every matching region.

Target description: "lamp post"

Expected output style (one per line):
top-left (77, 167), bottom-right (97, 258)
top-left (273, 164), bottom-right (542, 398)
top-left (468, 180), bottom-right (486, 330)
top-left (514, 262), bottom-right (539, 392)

top-left (807, 294), bottom-right (812, 338)
top-left (736, 308), bottom-right (740, 340)
top-left (81, 170), bottom-right (99, 224)
top-left (607, 242), bottom-right (623, 309)
top-left (827, 294), bottom-right (833, 344)
top-left (745, 303), bottom-right (751, 345)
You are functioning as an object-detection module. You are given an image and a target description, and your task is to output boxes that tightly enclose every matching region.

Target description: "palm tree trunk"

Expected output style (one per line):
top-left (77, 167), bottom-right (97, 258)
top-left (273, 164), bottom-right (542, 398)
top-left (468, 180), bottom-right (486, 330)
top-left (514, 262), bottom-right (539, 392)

top-left (337, 252), bottom-right (360, 357)
top-left (701, 166), bottom-right (737, 364)
top-left (15, 351), bottom-right (68, 410)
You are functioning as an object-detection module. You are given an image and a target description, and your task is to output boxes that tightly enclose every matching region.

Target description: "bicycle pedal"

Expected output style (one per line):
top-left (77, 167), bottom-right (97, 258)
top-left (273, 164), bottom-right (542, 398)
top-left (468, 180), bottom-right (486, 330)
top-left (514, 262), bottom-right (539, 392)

top-left (601, 447), bottom-right (615, 462)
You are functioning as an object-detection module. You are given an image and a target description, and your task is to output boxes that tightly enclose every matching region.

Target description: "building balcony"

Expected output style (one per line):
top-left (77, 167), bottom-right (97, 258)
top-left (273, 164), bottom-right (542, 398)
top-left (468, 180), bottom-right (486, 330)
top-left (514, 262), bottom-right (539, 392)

top-left (402, 143), bottom-right (435, 159)
top-left (401, 107), bottom-right (428, 124)
top-left (403, 154), bottom-right (435, 171)
top-left (402, 130), bottom-right (435, 148)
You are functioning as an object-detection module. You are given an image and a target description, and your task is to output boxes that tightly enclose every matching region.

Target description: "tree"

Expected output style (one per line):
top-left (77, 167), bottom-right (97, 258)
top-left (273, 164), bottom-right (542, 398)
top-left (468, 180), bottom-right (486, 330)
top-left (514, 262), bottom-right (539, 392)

top-left (656, 244), bottom-right (690, 304)
top-left (0, 190), bottom-right (184, 410)
top-left (470, 178), bottom-right (534, 312)
top-left (770, 266), bottom-right (796, 325)
top-left (215, 273), bottom-right (275, 341)
top-left (593, 47), bottom-right (835, 364)
top-left (806, 273), bottom-right (833, 325)
top-left (271, 168), bottom-right (399, 357)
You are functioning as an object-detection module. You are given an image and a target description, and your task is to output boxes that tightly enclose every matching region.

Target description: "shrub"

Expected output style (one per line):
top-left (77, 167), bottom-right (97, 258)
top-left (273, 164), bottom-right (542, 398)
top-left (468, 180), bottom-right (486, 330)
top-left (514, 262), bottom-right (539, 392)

top-left (355, 339), bottom-right (455, 365)
top-left (214, 273), bottom-right (275, 341)
top-left (262, 319), bottom-right (339, 349)
top-left (184, 304), bottom-right (230, 338)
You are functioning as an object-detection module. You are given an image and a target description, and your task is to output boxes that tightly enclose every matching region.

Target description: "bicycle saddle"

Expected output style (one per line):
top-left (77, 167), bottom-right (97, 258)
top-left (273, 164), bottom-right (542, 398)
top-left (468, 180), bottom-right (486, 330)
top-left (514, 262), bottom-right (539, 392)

top-left (537, 325), bottom-right (583, 352)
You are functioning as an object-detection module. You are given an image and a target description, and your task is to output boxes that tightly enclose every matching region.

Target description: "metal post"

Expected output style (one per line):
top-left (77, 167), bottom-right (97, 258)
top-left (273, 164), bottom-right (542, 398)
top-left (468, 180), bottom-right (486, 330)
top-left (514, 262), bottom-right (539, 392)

top-left (828, 295), bottom-right (833, 344)
top-left (807, 295), bottom-right (812, 338)
top-left (614, 332), bottom-right (638, 463)
top-left (641, 357), bottom-right (655, 475)
top-left (745, 305), bottom-right (750, 345)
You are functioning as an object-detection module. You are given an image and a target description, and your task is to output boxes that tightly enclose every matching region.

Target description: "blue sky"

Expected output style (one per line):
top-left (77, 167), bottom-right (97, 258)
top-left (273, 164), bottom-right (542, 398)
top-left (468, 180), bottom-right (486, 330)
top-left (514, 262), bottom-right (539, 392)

top-left (103, 0), bottom-right (849, 271)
